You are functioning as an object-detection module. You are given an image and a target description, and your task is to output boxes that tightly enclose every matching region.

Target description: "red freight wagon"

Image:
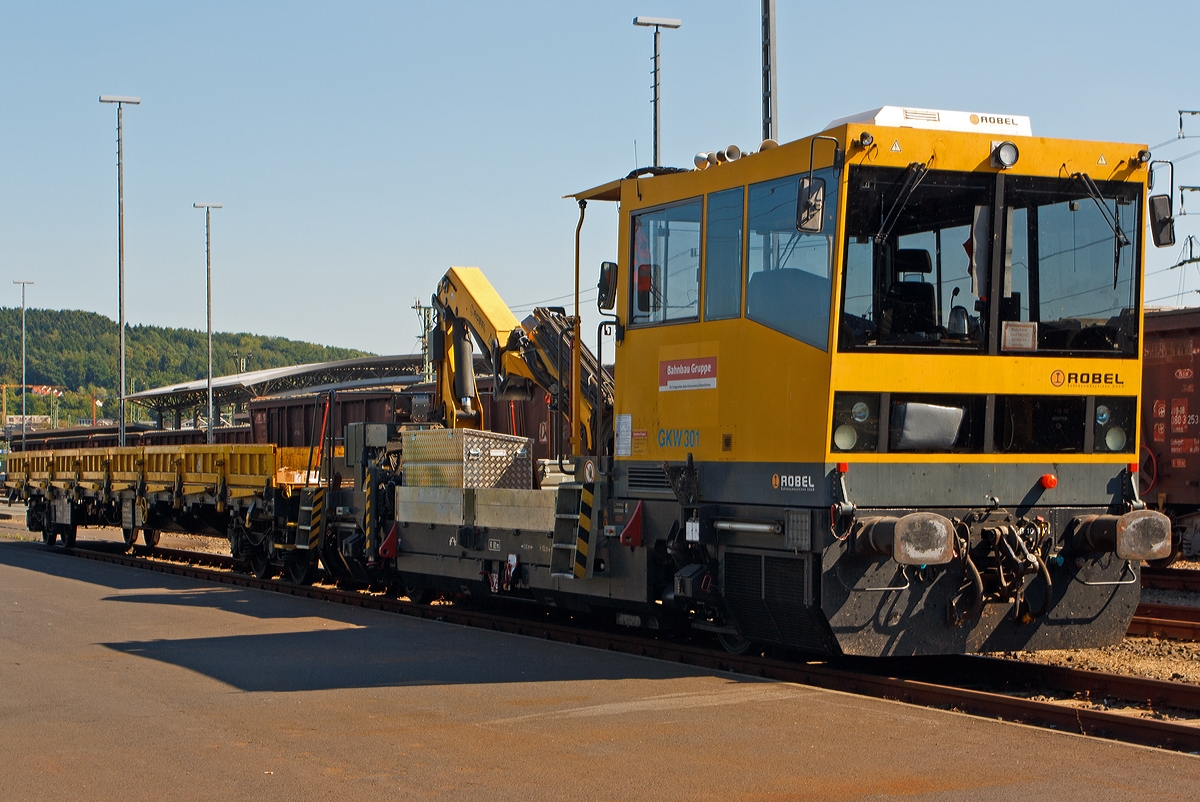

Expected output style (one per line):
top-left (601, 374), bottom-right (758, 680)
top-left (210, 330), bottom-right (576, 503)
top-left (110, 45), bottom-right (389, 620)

top-left (1142, 307), bottom-right (1200, 558)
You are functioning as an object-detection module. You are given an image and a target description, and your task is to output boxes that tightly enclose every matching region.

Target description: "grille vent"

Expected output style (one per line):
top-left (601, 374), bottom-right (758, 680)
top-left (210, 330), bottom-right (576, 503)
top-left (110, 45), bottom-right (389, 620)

top-left (723, 552), bottom-right (830, 653)
top-left (721, 433), bottom-right (733, 452)
top-left (903, 108), bottom-right (940, 122)
top-left (626, 464), bottom-right (673, 493)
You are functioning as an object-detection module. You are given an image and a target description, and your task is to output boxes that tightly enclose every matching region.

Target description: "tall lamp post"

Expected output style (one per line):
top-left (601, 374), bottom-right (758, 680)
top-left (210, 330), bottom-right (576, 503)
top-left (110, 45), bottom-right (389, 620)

top-left (761, 0), bottom-right (777, 143)
top-left (633, 16), bottom-right (681, 168)
top-left (13, 280), bottom-right (33, 450)
top-left (99, 95), bottom-right (140, 447)
top-left (193, 202), bottom-right (222, 444)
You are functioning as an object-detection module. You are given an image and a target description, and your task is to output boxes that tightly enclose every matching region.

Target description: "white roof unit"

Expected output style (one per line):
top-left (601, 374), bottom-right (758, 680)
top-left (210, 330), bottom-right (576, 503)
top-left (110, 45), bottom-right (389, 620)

top-left (825, 106), bottom-right (1032, 137)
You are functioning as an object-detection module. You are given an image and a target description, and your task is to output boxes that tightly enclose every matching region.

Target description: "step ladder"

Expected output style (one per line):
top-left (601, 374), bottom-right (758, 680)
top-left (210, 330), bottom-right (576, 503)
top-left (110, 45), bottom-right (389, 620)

top-left (550, 482), bottom-right (595, 578)
top-left (296, 487), bottom-right (324, 550)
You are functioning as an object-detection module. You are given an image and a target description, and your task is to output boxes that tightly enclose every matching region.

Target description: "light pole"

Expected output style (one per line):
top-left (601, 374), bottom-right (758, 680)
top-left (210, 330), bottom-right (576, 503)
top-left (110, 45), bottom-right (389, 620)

top-left (13, 280), bottom-right (33, 450)
top-left (194, 202), bottom-right (222, 444)
top-left (99, 95), bottom-right (140, 447)
top-left (633, 16), bottom-right (681, 167)
top-left (761, 0), bottom-right (777, 143)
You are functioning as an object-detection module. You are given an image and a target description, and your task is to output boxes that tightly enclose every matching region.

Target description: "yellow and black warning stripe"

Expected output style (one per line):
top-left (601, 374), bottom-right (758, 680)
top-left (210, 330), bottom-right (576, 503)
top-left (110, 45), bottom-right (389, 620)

top-left (573, 482), bottom-right (594, 579)
top-left (308, 488), bottom-right (324, 550)
top-left (364, 481), bottom-right (372, 552)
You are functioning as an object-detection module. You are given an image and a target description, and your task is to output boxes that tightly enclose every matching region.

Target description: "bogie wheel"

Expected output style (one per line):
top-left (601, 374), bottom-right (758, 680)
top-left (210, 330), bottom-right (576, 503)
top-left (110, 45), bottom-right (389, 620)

top-left (717, 632), bottom-right (754, 656)
top-left (60, 526), bottom-right (77, 550)
top-left (251, 554), bottom-right (275, 581)
top-left (42, 526), bottom-right (57, 550)
top-left (403, 585), bottom-right (432, 604)
top-left (142, 529), bottom-right (160, 548)
top-left (121, 528), bottom-right (138, 552)
top-left (286, 556), bottom-right (316, 586)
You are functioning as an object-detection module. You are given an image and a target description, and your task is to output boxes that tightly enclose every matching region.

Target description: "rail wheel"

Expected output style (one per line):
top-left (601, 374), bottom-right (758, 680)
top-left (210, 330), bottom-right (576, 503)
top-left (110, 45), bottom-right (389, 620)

top-left (60, 526), bottom-right (77, 550)
top-left (717, 632), bottom-right (754, 655)
top-left (121, 528), bottom-right (137, 552)
top-left (42, 526), bottom-right (57, 550)
top-left (251, 553), bottom-right (276, 581)
top-left (286, 555), bottom-right (316, 586)
top-left (403, 585), bottom-right (432, 604)
top-left (142, 529), bottom-right (160, 548)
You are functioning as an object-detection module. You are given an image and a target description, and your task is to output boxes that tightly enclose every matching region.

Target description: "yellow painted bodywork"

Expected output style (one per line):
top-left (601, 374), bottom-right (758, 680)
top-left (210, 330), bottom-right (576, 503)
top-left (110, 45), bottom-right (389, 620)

top-left (603, 123), bottom-right (1150, 466)
top-left (7, 444), bottom-right (279, 500)
top-left (435, 266), bottom-right (520, 430)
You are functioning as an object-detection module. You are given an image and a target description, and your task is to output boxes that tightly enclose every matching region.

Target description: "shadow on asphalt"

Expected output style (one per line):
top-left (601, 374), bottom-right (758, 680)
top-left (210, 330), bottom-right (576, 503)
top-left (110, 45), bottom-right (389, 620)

top-left (102, 625), bottom-right (711, 692)
top-left (3, 539), bottom-right (716, 693)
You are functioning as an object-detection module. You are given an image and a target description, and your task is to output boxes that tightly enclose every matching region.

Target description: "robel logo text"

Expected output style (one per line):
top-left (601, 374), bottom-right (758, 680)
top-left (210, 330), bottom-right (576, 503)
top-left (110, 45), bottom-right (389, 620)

top-left (772, 473), bottom-right (816, 492)
top-left (970, 113), bottom-right (1019, 126)
top-left (1051, 370), bottom-right (1124, 387)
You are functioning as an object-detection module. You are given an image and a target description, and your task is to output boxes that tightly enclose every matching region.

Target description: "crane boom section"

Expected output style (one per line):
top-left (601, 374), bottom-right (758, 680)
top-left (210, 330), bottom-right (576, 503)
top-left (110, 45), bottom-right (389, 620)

top-left (432, 266), bottom-right (612, 452)
top-left (437, 266), bottom-right (521, 349)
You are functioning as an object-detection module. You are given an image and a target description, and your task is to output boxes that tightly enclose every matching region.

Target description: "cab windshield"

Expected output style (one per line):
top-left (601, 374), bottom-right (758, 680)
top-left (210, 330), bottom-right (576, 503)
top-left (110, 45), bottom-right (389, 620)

top-left (838, 166), bottom-right (1141, 357)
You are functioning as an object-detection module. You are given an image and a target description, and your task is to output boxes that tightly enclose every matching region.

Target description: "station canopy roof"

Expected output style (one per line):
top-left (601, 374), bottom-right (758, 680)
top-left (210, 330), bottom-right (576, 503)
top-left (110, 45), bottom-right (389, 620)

top-left (127, 354), bottom-right (429, 413)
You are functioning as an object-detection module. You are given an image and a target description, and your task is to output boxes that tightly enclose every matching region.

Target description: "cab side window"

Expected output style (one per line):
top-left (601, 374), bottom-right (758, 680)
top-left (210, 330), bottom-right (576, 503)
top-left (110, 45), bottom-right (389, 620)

top-left (745, 168), bottom-right (838, 350)
top-left (630, 199), bottom-right (702, 325)
top-left (704, 187), bottom-right (744, 320)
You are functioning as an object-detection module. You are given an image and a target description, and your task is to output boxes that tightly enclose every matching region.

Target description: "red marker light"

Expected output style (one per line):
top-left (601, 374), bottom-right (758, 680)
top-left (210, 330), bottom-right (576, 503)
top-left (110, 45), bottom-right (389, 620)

top-left (837, 462), bottom-right (849, 474)
top-left (1128, 462), bottom-right (1139, 473)
top-left (1040, 473), bottom-right (1058, 489)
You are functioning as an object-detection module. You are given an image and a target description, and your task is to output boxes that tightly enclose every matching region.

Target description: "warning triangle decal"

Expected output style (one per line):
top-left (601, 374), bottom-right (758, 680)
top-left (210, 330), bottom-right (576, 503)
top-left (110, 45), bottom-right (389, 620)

top-left (1097, 154), bottom-right (1107, 165)
top-left (890, 140), bottom-right (902, 152)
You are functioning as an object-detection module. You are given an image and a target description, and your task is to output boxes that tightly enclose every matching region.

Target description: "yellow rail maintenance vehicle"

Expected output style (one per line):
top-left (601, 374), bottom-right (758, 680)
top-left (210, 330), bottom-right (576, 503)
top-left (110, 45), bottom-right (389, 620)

top-left (561, 105), bottom-right (1179, 655)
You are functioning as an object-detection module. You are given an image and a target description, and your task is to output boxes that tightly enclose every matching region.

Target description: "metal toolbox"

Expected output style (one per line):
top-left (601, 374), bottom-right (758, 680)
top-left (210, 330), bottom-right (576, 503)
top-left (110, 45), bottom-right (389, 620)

top-left (402, 428), bottom-right (533, 489)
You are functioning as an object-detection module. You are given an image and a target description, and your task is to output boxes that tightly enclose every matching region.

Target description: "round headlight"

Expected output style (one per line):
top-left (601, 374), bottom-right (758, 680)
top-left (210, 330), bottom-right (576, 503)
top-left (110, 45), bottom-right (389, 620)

top-left (1105, 426), bottom-right (1127, 452)
top-left (851, 402), bottom-right (870, 423)
top-left (993, 141), bottom-right (1019, 169)
top-left (1096, 405), bottom-right (1110, 425)
top-left (833, 425), bottom-right (858, 450)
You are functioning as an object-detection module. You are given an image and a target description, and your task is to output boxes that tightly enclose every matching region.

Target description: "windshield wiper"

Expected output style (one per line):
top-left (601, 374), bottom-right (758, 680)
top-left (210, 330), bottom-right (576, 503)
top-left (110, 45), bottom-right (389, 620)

top-left (874, 162), bottom-right (930, 245)
top-left (1073, 172), bottom-right (1130, 289)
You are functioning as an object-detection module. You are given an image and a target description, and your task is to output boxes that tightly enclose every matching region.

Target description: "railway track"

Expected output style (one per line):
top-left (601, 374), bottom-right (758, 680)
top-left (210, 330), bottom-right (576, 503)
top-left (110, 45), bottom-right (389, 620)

top-left (45, 539), bottom-right (1200, 754)
top-left (1142, 566), bottom-right (1200, 593)
top-left (1132, 602), bottom-right (1200, 641)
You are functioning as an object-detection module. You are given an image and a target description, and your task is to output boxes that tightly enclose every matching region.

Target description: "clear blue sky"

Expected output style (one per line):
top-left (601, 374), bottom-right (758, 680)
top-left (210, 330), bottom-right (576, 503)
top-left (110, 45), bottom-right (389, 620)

top-left (2, 0), bottom-right (1199, 358)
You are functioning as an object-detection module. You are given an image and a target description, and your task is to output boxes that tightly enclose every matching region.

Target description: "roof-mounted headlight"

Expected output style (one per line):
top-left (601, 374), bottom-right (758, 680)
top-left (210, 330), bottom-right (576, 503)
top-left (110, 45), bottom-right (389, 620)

top-left (992, 141), bottom-right (1019, 169)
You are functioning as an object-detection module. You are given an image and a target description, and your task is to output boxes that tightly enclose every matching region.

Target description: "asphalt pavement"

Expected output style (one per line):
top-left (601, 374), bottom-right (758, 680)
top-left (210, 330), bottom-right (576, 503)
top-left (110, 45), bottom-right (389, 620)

top-left (3, 535), bottom-right (1200, 801)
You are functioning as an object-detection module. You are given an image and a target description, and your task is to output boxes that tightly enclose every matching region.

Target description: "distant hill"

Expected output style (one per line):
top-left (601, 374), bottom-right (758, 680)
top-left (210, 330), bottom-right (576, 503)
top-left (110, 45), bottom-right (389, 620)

top-left (0, 307), bottom-right (372, 425)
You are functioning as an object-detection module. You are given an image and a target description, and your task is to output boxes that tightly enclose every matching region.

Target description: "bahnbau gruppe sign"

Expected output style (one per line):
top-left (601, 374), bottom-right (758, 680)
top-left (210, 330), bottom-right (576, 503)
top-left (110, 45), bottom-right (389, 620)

top-left (659, 357), bottom-right (717, 391)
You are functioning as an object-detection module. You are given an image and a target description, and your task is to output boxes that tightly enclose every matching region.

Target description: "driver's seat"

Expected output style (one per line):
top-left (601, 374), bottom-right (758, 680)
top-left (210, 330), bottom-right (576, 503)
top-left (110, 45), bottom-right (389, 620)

top-left (879, 249), bottom-right (937, 339)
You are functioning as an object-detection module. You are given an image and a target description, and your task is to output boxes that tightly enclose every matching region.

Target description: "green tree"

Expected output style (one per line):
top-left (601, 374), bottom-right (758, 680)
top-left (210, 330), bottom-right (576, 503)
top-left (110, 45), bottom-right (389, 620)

top-left (0, 307), bottom-right (374, 426)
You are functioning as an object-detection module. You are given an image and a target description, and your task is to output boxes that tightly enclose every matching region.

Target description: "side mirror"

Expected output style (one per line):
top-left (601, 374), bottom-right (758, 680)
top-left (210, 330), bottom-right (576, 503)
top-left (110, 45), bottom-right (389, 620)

top-left (597, 261), bottom-right (618, 311)
top-left (796, 176), bottom-right (826, 233)
top-left (1149, 194), bottom-right (1176, 248)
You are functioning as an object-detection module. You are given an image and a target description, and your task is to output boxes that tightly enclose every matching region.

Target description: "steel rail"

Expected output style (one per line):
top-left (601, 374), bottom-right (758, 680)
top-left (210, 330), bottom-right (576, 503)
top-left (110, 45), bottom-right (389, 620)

top-left (129, 544), bottom-right (242, 571)
top-left (52, 541), bottom-right (1200, 754)
top-left (1142, 566), bottom-right (1200, 593)
top-left (1131, 601), bottom-right (1200, 641)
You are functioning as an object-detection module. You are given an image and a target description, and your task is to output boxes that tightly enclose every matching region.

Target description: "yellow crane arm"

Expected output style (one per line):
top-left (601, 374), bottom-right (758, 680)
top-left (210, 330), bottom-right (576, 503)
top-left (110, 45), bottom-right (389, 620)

top-left (431, 266), bottom-right (613, 454)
